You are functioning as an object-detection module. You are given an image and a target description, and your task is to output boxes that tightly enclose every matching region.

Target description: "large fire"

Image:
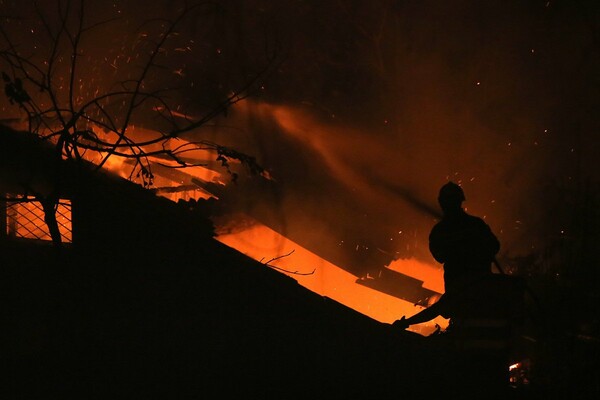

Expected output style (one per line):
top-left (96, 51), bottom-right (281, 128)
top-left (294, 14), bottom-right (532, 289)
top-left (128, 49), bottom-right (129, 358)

top-left (0, 5), bottom-right (485, 334)
top-left (66, 103), bottom-right (450, 336)
top-left (215, 215), bottom-right (448, 335)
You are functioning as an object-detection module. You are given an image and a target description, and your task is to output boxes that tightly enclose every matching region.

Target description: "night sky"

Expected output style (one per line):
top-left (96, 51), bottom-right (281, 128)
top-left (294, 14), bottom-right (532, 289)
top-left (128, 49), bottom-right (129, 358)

top-left (1, 0), bottom-right (598, 277)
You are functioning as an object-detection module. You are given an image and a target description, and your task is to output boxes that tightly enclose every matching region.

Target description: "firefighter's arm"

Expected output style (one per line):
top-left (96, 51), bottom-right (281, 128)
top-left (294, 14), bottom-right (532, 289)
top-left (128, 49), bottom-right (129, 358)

top-left (393, 302), bottom-right (444, 329)
top-left (392, 316), bottom-right (410, 330)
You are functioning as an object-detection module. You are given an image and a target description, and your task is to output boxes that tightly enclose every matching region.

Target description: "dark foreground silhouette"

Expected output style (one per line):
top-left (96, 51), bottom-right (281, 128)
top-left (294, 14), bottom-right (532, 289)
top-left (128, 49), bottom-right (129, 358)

top-left (3, 127), bottom-right (593, 398)
top-left (394, 182), bottom-right (527, 396)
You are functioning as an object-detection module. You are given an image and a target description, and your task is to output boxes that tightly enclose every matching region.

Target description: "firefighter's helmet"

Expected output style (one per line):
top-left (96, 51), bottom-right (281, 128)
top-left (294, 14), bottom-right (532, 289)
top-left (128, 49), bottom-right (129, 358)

top-left (438, 181), bottom-right (465, 204)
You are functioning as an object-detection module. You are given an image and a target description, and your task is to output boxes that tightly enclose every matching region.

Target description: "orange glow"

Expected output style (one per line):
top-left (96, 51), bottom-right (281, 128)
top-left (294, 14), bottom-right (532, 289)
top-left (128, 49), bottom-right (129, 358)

top-left (82, 125), bottom-right (225, 202)
top-left (6, 197), bottom-right (72, 243)
top-left (216, 215), bottom-right (448, 336)
top-left (388, 257), bottom-right (445, 295)
top-left (101, 155), bottom-right (130, 180)
top-left (77, 105), bottom-right (449, 335)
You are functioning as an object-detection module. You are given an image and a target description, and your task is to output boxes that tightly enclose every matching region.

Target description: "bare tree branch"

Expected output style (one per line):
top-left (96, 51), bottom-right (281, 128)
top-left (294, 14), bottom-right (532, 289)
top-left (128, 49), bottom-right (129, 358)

top-left (260, 250), bottom-right (316, 276)
top-left (1, 0), bottom-right (283, 245)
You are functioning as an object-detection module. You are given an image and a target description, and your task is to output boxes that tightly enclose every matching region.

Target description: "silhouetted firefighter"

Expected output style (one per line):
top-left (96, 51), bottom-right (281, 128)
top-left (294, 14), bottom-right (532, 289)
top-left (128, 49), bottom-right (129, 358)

top-left (394, 182), bottom-right (525, 395)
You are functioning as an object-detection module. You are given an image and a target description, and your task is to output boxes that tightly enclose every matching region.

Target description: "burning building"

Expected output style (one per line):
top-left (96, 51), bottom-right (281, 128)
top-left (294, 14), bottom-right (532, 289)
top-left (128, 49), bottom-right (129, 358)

top-left (0, 122), bottom-right (516, 398)
top-left (2, 0), bottom-right (599, 396)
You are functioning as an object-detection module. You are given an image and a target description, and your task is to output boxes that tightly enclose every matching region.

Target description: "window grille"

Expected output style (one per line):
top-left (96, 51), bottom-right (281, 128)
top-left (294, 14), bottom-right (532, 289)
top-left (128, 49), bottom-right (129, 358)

top-left (5, 196), bottom-right (72, 243)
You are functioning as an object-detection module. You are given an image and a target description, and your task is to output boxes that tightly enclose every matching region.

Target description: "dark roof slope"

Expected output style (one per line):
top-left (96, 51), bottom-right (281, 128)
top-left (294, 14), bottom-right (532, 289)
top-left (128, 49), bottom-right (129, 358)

top-left (2, 124), bottom-right (516, 399)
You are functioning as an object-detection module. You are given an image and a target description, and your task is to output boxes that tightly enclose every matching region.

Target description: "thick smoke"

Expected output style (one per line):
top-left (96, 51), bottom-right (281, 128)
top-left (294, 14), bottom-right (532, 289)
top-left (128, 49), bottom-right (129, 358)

top-left (190, 0), bottom-right (599, 274)
top-left (2, 0), bottom-right (597, 275)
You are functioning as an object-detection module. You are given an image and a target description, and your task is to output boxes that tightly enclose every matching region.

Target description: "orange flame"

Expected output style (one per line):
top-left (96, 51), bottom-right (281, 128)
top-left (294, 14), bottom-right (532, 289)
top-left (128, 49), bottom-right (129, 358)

top-left (216, 215), bottom-right (448, 336)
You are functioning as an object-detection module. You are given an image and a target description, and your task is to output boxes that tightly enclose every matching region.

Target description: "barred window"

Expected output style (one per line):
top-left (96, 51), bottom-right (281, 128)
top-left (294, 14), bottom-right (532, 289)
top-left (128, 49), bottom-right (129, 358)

top-left (5, 196), bottom-right (72, 243)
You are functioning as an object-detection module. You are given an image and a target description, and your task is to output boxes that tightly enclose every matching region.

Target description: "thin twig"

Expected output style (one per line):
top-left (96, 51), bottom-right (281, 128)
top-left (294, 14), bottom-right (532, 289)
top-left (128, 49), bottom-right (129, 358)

top-left (260, 250), bottom-right (316, 276)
